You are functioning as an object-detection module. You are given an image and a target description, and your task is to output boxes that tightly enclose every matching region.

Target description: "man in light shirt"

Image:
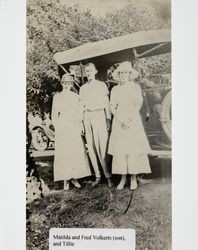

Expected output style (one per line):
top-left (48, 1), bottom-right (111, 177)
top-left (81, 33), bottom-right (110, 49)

top-left (80, 63), bottom-right (113, 187)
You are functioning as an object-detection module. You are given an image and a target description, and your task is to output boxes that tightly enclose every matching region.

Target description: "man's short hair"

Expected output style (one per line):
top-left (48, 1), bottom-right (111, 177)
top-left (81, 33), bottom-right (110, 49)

top-left (84, 63), bottom-right (97, 70)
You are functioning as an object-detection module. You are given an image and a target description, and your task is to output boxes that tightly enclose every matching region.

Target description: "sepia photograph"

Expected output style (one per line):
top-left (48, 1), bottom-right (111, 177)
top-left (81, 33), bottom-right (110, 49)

top-left (26, 0), bottom-right (171, 249)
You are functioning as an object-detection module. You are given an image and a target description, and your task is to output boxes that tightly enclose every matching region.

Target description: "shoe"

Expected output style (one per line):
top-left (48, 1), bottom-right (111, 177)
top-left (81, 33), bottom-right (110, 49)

top-left (63, 180), bottom-right (69, 191)
top-left (91, 177), bottom-right (101, 187)
top-left (71, 179), bottom-right (81, 188)
top-left (130, 175), bottom-right (137, 190)
top-left (107, 178), bottom-right (113, 188)
top-left (117, 175), bottom-right (126, 190)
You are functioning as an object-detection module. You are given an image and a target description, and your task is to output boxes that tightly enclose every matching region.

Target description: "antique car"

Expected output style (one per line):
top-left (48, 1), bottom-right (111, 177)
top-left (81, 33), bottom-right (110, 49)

top-left (28, 112), bottom-right (55, 151)
top-left (30, 29), bottom-right (171, 156)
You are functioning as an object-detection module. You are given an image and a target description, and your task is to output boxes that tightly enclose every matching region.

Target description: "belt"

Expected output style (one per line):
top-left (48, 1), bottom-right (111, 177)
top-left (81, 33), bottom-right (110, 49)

top-left (85, 108), bottom-right (104, 112)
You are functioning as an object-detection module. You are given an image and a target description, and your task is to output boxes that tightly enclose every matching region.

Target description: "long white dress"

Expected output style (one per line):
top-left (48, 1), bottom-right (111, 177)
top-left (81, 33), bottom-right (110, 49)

top-left (51, 91), bottom-right (91, 181)
top-left (108, 82), bottom-right (151, 175)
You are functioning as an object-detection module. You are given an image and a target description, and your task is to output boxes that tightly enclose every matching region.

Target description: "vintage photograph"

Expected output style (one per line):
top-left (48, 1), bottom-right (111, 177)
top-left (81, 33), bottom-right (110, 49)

top-left (26, 0), bottom-right (171, 249)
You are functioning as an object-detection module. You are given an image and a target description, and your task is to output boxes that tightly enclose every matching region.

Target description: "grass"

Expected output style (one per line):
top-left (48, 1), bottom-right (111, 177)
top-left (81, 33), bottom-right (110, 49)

top-left (27, 176), bottom-right (171, 250)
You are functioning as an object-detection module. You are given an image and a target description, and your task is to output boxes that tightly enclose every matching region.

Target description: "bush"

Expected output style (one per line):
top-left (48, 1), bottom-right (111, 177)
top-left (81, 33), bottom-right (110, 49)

top-left (27, 0), bottom-right (171, 115)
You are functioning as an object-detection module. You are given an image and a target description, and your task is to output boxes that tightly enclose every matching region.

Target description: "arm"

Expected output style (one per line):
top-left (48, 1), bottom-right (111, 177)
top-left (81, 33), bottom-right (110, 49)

top-left (103, 84), bottom-right (111, 120)
top-left (110, 87), bottom-right (118, 117)
top-left (133, 84), bottom-right (143, 110)
top-left (51, 94), bottom-right (59, 126)
top-left (75, 94), bottom-right (85, 134)
top-left (110, 87), bottom-right (129, 129)
top-left (79, 87), bottom-right (85, 122)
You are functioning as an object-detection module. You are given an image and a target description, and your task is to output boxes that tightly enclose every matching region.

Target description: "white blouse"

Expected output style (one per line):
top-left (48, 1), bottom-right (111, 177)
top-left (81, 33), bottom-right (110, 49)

top-left (79, 80), bottom-right (111, 119)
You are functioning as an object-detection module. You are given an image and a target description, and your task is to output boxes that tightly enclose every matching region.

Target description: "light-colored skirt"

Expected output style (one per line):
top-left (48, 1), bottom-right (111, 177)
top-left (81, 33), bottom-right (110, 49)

top-left (108, 112), bottom-right (151, 175)
top-left (112, 154), bottom-right (151, 175)
top-left (54, 120), bottom-right (91, 181)
top-left (108, 112), bottom-right (151, 155)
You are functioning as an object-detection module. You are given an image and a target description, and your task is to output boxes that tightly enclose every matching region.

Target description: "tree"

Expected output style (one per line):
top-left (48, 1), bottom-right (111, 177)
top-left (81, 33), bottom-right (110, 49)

top-left (27, 0), bottom-right (171, 115)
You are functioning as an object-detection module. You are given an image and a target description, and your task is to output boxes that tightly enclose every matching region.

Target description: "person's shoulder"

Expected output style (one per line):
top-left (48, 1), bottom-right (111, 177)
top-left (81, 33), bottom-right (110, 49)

top-left (111, 85), bottom-right (120, 92)
top-left (80, 82), bottom-right (88, 88)
top-left (110, 85), bottom-right (120, 95)
top-left (133, 83), bottom-right (142, 92)
top-left (96, 80), bottom-right (104, 84)
top-left (80, 83), bottom-right (89, 91)
top-left (70, 91), bottom-right (79, 98)
top-left (97, 80), bottom-right (107, 86)
top-left (79, 83), bottom-right (88, 95)
top-left (96, 80), bottom-right (108, 91)
top-left (134, 83), bottom-right (141, 89)
top-left (53, 92), bottom-right (61, 99)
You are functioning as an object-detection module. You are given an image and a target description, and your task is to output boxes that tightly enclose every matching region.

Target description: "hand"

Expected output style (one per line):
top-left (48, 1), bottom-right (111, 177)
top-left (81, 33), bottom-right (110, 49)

top-left (121, 122), bottom-right (129, 130)
top-left (121, 119), bottom-right (131, 129)
top-left (106, 119), bottom-right (111, 132)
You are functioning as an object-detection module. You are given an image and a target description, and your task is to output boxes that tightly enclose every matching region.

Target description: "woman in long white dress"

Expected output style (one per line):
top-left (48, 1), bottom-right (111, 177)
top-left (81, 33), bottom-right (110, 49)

top-left (51, 74), bottom-right (91, 190)
top-left (108, 62), bottom-right (151, 190)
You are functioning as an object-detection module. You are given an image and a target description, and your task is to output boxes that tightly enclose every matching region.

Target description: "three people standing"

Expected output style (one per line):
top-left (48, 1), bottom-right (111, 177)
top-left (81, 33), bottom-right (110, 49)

top-left (52, 61), bottom-right (151, 191)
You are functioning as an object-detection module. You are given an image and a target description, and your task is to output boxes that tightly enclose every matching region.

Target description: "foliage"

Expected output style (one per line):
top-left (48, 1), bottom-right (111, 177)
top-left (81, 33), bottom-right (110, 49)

top-left (27, 0), bottom-right (171, 115)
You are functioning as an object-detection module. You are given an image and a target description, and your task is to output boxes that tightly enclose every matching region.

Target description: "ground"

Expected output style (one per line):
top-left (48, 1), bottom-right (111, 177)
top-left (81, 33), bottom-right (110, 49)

top-left (26, 158), bottom-right (171, 250)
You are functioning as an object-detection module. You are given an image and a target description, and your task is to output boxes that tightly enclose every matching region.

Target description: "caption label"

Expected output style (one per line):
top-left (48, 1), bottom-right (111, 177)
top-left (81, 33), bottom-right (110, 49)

top-left (49, 228), bottom-right (135, 250)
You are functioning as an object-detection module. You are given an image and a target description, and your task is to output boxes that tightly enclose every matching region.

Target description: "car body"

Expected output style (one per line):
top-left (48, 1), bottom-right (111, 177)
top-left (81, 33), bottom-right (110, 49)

top-left (30, 29), bottom-right (171, 156)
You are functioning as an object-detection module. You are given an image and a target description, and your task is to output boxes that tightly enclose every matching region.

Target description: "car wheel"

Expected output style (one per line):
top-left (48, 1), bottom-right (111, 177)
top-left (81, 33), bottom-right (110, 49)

top-left (31, 127), bottom-right (49, 151)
